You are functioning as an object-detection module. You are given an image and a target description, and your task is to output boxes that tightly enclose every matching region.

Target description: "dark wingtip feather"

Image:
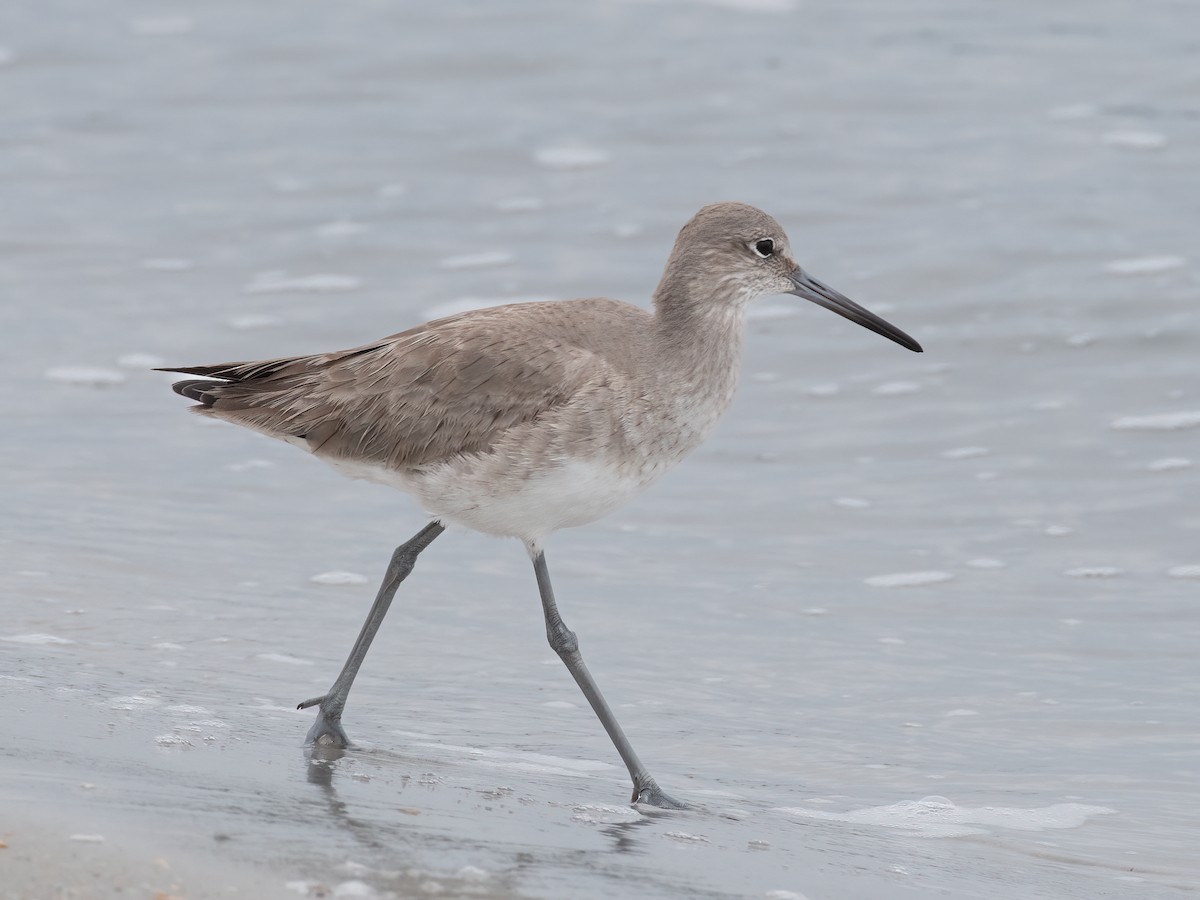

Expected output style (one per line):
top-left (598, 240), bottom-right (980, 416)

top-left (157, 363), bottom-right (248, 407)
top-left (154, 364), bottom-right (231, 377)
top-left (169, 378), bottom-right (222, 407)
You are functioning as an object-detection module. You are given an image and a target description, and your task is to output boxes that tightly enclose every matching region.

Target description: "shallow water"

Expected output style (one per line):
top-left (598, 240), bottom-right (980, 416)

top-left (2, 0), bottom-right (1198, 897)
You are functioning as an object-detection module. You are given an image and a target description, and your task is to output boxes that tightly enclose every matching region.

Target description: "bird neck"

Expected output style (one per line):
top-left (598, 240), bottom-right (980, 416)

top-left (651, 271), bottom-right (749, 394)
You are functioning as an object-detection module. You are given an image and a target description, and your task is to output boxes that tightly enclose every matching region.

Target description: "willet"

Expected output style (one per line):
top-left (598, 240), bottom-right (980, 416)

top-left (161, 201), bottom-right (921, 808)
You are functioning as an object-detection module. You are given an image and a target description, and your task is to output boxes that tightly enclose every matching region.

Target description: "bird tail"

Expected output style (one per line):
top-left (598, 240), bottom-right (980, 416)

top-left (166, 378), bottom-right (224, 407)
top-left (156, 358), bottom-right (302, 409)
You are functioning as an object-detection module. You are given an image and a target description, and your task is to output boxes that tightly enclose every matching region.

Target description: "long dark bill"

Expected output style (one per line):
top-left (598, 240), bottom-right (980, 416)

top-left (789, 269), bottom-right (923, 353)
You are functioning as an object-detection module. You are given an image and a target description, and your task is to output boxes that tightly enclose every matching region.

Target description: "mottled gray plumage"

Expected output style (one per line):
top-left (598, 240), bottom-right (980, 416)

top-left (164, 203), bottom-right (918, 506)
top-left (168, 298), bottom-right (651, 470)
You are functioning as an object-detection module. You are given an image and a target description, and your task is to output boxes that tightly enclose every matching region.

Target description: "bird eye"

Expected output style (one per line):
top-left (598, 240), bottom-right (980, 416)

top-left (753, 239), bottom-right (775, 258)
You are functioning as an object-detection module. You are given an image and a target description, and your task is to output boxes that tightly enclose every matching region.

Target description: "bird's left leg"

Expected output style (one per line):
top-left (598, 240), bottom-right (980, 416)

top-left (298, 521), bottom-right (445, 747)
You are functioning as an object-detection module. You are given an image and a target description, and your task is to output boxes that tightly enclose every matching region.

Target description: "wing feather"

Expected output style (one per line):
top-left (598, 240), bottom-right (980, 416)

top-left (159, 302), bottom-right (626, 469)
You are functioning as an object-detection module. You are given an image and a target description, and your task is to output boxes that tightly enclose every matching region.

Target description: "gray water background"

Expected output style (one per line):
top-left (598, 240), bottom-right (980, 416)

top-left (1, 0), bottom-right (1198, 897)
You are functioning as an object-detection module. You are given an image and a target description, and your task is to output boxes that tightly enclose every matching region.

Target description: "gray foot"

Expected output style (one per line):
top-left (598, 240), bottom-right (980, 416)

top-left (298, 695), bottom-right (351, 748)
top-left (632, 776), bottom-right (687, 810)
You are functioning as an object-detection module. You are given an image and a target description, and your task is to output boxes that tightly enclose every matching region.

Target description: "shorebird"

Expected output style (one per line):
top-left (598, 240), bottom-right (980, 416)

top-left (161, 202), bottom-right (921, 808)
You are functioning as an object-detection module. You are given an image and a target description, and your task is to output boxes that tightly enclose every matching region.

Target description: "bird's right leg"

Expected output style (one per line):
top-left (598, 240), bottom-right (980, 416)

top-left (297, 521), bottom-right (445, 747)
top-left (529, 546), bottom-right (685, 809)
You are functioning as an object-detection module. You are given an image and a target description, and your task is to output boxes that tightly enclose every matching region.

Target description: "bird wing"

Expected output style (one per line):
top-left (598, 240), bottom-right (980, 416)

top-left (161, 303), bottom-right (611, 469)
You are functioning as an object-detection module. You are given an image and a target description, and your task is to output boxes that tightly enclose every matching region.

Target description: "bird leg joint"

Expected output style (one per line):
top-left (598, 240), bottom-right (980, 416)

top-left (546, 617), bottom-right (579, 656)
top-left (386, 546), bottom-right (418, 581)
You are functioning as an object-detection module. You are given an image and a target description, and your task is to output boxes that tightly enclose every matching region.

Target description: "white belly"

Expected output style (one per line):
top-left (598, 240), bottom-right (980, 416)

top-left (315, 367), bottom-right (735, 544)
top-left (325, 454), bottom-right (663, 543)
